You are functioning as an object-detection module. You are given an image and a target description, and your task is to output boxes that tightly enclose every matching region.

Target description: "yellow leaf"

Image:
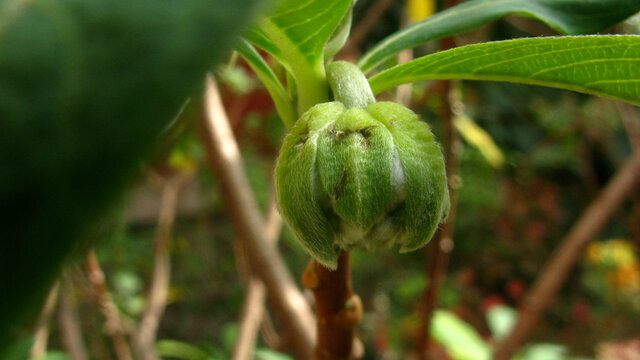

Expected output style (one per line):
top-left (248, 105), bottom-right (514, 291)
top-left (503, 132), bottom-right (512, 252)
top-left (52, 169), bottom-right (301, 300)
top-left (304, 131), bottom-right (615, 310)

top-left (406, 0), bottom-right (436, 24)
top-left (454, 114), bottom-right (505, 168)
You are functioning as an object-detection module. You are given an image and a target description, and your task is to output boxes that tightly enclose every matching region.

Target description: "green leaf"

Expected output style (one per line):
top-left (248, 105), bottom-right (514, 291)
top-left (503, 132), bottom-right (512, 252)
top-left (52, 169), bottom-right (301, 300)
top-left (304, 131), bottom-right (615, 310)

top-left (254, 348), bottom-right (295, 360)
top-left (485, 305), bottom-right (517, 341)
top-left (0, 0), bottom-right (262, 349)
top-left (515, 344), bottom-right (567, 360)
top-left (256, 0), bottom-right (352, 113)
top-left (243, 27), bottom-right (290, 73)
top-left (369, 36), bottom-right (640, 107)
top-left (236, 39), bottom-right (296, 128)
top-left (430, 310), bottom-right (491, 360)
top-left (157, 340), bottom-right (209, 360)
top-left (358, 0), bottom-right (640, 73)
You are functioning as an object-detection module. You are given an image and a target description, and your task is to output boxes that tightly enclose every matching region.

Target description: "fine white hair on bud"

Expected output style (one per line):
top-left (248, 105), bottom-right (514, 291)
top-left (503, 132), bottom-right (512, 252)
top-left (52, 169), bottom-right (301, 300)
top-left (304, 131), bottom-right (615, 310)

top-left (275, 100), bottom-right (449, 269)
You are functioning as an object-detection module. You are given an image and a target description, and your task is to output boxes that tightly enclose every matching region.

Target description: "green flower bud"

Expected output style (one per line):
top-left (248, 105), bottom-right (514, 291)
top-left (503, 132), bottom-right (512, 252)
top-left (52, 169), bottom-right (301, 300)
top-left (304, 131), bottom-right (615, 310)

top-left (275, 62), bottom-right (449, 269)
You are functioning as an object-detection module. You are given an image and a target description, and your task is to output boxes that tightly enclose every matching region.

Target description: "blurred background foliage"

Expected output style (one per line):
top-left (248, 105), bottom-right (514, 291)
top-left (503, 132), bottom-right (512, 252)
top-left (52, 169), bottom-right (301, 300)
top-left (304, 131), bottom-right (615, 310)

top-left (20, 0), bottom-right (640, 359)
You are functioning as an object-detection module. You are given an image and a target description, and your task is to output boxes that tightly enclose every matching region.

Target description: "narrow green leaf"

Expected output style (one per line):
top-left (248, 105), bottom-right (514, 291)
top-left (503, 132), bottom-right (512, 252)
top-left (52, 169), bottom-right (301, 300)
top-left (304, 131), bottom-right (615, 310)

top-left (0, 0), bottom-right (262, 348)
top-left (358, 0), bottom-right (640, 73)
top-left (256, 0), bottom-right (352, 113)
top-left (369, 36), bottom-right (640, 107)
top-left (243, 27), bottom-right (290, 73)
top-left (236, 39), bottom-right (296, 128)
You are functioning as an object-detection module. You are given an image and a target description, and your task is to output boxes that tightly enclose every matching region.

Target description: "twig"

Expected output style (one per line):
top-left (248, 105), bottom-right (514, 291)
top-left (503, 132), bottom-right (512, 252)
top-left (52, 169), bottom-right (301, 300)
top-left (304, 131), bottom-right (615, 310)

top-left (616, 102), bottom-right (640, 151)
top-left (340, 0), bottom-right (394, 57)
top-left (233, 200), bottom-right (283, 360)
top-left (30, 282), bottom-right (60, 359)
top-left (199, 75), bottom-right (315, 359)
top-left (136, 176), bottom-right (183, 360)
top-left (417, 2), bottom-right (460, 356)
top-left (493, 150), bottom-right (640, 360)
top-left (58, 274), bottom-right (89, 360)
top-left (302, 252), bottom-right (362, 360)
top-left (395, 17), bottom-right (413, 106)
top-left (85, 250), bottom-right (133, 360)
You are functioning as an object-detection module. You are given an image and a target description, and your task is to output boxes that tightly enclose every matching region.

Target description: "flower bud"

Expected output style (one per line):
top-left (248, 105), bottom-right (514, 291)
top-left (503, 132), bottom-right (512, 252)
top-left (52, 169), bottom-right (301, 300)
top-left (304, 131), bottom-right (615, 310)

top-left (275, 101), bottom-right (449, 269)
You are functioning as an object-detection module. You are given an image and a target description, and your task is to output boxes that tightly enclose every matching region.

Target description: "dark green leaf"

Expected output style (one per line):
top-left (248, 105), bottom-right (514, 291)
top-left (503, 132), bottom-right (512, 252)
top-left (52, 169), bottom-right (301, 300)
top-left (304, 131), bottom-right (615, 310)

top-left (369, 36), bottom-right (640, 107)
top-left (358, 0), bottom-right (640, 73)
top-left (0, 0), bottom-right (262, 348)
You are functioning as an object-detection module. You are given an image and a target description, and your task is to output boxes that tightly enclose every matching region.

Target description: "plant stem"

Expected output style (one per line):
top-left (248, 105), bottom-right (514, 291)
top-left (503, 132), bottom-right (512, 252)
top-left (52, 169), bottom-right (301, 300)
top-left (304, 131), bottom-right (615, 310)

top-left (85, 250), bottom-right (133, 360)
top-left (30, 282), bottom-right (59, 359)
top-left (303, 251), bottom-right (362, 360)
top-left (493, 150), bottom-right (640, 360)
top-left (200, 75), bottom-right (315, 359)
top-left (417, 12), bottom-right (460, 358)
top-left (58, 274), bottom-right (88, 360)
top-left (233, 199), bottom-right (283, 360)
top-left (136, 175), bottom-right (182, 360)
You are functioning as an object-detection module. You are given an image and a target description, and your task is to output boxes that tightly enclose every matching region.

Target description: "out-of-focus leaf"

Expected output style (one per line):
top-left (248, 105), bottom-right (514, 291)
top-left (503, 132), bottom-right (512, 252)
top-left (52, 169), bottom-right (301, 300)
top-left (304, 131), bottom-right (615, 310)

top-left (0, 336), bottom-right (32, 360)
top-left (430, 310), bottom-right (491, 360)
top-left (36, 352), bottom-right (70, 360)
top-left (515, 343), bottom-right (568, 360)
top-left (255, 0), bottom-right (352, 112)
top-left (235, 39), bottom-right (296, 128)
top-left (406, 0), bottom-right (436, 24)
top-left (369, 36), bottom-right (640, 107)
top-left (358, 0), bottom-right (640, 73)
top-left (454, 114), bottom-right (505, 168)
top-left (254, 348), bottom-right (295, 360)
top-left (486, 305), bottom-right (517, 341)
top-left (0, 0), bottom-right (263, 348)
top-left (156, 339), bottom-right (209, 360)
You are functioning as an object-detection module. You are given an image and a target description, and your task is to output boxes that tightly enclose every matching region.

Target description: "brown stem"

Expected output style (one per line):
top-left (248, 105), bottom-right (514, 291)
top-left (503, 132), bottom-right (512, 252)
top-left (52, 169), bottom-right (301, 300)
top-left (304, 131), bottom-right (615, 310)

top-left (417, 5), bottom-right (460, 355)
top-left (340, 0), bottom-right (394, 58)
top-left (199, 75), bottom-right (315, 359)
top-left (136, 176), bottom-right (182, 360)
top-left (493, 150), bottom-right (640, 360)
top-left (85, 250), bottom-right (133, 360)
top-left (233, 200), bottom-right (283, 360)
top-left (58, 274), bottom-right (89, 360)
top-left (303, 252), bottom-right (362, 360)
top-left (30, 282), bottom-right (60, 359)
top-left (616, 102), bottom-right (640, 151)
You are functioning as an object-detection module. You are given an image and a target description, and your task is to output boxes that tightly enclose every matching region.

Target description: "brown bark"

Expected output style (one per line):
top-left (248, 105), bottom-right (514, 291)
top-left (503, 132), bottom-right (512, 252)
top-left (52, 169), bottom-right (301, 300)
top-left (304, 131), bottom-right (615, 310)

top-left (340, 0), bottom-right (394, 58)
top-left (233, 200), bottom-right (283, 360)
top-left (85, 250), bottom-right (133, 360)
top-left (136, 176), bottom-right (183, 360)
top-left (58, 275), bottom-right (89, 360)
top-left (417, 3), bottom-right (460, 356)
top-left (30, 283), bottom-right (59, 359)
top-left (199, 75), bottom-right (315, 359)
top-left (303, 252), bottom-right (362, 360)
top-left (493, 150), bottom-right (640, 360)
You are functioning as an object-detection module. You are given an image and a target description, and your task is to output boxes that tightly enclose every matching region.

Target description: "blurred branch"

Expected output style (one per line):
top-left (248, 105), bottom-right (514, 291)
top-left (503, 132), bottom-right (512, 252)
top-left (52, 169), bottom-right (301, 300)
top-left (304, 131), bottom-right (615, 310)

top-left (395, 16), bottom-right (413, 106)
top-left (616, 102), bottom-right (640, 151)
top-left (302, 252), bottom-right (362, 360)
top-left (30, 282), bottom-right (59, 359)
top-left (85, 250), bottom-right (133, 360)
top-left (233, 200), bottom-right (283, 360)
top-left (494, 150), bottom-right (640, 360)
top-left (199, 75), bottom-right (315, 359)
top-left (136, 175), bottom-right (183, 360)
top-left (340, 0), bottom-right (394, 58)
top-left (417, 2), bottom-right (460, 356)
top-left (58, 274), bottom-right (88, 360)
